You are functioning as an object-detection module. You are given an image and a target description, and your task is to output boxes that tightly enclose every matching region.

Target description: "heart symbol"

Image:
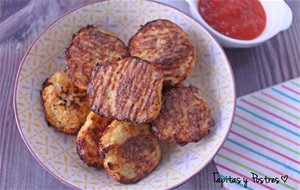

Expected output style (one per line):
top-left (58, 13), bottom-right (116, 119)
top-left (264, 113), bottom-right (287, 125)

top-left (281, 175), bottom-right (288, 183)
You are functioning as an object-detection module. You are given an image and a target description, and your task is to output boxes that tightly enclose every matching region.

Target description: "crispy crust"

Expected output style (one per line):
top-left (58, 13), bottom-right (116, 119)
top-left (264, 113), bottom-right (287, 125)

top-left (41, 70), bottom-right (90, 135)
top-left (151, 85), bottom-right (214, 145)
top-left (128, 19), bottom-right (195, 86)
top-left (99, 120), bottom-right (161, 184)
top-left (88, 57), bottom-right (164, 124)
top-left (76, 112), bottom-right (112, 168)
top-left (66, 25), bottom-right (129, 89)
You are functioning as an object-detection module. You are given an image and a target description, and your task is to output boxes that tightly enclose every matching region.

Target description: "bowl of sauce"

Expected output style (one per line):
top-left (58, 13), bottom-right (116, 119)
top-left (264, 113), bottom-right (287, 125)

top-left (186, 0), bottom-right (293, 48)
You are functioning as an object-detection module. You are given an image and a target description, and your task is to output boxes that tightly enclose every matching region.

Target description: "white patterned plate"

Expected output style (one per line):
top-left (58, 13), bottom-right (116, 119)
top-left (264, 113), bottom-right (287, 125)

top-left (13, 0), bottom-right (236, 189)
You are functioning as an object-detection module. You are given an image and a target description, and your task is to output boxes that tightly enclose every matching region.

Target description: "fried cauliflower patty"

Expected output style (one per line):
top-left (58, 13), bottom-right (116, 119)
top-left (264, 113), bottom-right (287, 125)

top-left (151, 85), bottom-right (214, 145)
top-left (66, 25), bottom-right (129, 89)
top-left (76, 112), bottom-right (112, 168)
top-left (41, 70), bottom-right (90, 135)
top-left (128, 19), bottom-right (195, 86)
top-left (88, 57), bottom-right (164, 124)
top-left (99, 120), bottom-right (161, 184)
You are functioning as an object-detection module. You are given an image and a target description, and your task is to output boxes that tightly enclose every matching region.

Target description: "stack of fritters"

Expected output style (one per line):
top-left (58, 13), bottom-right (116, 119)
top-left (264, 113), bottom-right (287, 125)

top-left (41, 19), bottom-right (214, 184)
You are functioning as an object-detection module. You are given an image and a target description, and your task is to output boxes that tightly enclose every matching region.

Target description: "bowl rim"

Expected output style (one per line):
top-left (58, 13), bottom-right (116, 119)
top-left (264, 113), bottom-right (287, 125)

top-left (186, 0), bottom-right (293, 46)
top-left (13, 0), bottom-right (236, 189)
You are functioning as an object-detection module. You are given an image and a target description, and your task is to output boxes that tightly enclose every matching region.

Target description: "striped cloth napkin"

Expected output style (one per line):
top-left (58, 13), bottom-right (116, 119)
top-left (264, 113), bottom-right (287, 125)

top-left (214, 78), bottom-right (300, 190)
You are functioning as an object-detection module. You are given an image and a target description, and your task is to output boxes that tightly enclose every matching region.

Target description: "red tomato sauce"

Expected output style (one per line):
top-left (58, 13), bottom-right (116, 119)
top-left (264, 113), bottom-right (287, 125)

top-left (198, 0), bottom-right (266, 40)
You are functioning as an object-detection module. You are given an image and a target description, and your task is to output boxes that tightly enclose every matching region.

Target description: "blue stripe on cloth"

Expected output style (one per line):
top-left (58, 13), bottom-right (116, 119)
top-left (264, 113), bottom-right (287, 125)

top-left (236, 105), bottom-right (300, 137)
top-left (271, 88), bottom-right (300, 103)
top-left (227, 138), bottom-right (300, 174)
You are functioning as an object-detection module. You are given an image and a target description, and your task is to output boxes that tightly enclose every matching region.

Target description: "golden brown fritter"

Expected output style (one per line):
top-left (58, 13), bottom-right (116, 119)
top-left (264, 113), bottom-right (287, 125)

top-left (76, 112), bottom-right (112, 168)
top-left (66, 25), bottom-right (130, 89)
top-left (128, 19), bottom-right (195, 86)
top-left (99, 120), bottom-right (161, 184)
top-left (41, 70), bottom-right (90, 135)
top-left (151, 85), bottom-right (214, 145)
top-left (88, 57), bottom-right (164, 124)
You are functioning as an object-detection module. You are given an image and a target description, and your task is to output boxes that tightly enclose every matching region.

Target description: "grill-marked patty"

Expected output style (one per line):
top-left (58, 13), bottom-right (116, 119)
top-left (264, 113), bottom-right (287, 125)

top-left (76, 112), bottom-right (112, 168)
top-left (66, 25), bottom-right (129, 89)
top-left (151, 85), bottom-right (214, 145)
top-left (41, 70), bottom-right (90, 135)
top-left (128, 19), bottom-right (195, 86)
top-left (88, 57), bottom-right (164, 124)
top-left (99, 120), bottom-right (161, 184)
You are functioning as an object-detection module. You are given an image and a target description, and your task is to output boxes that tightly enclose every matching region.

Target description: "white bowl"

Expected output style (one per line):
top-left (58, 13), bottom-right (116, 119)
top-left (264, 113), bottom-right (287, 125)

top-left (186, 0), bottom-right (293, 48)
top-left (13, 0), bottom-right (236, 189)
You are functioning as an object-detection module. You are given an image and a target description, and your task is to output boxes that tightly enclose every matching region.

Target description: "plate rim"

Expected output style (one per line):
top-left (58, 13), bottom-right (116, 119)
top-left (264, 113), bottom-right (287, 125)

top-left (13, 0), bottom-right (236, 189)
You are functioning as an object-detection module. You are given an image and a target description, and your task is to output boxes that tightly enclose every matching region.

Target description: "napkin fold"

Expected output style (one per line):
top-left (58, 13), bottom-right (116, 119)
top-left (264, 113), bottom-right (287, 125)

top-left (214, 78), bottom-right (300, 190)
